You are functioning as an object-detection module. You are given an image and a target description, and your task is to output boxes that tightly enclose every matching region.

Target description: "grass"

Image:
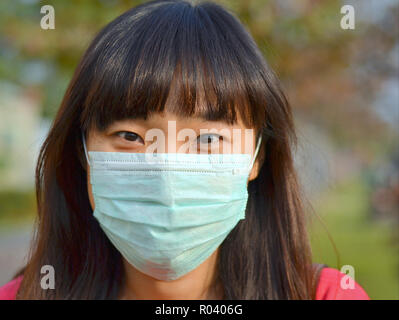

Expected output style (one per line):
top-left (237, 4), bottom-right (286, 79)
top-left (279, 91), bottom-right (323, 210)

top-left (309, 177), bottom-right (399, 300)
top-left (0, 190), bottom-right (36, 232)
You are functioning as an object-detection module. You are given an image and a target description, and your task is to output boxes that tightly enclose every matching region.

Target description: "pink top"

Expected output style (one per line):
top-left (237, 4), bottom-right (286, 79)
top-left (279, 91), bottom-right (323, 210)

top-left (0, 275), bottom-right (23, 300)
top-left (0, 268), bottom-right (369, 300)
top-left (315, 267), bottom-right (369, 300)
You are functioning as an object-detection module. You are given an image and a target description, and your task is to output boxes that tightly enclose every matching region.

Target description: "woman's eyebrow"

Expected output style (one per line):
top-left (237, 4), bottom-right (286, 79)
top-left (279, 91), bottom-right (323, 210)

top-left (102, 119), bottom-right (147, 132)
top-left (188, 115), bottom-right (236, 126)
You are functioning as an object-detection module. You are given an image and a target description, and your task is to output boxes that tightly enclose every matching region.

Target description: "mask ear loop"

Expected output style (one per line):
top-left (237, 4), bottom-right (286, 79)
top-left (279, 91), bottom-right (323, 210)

top-left (249, 135), bottom-right (262, 171)
top-left (81, 131), bottom-right (91, 167)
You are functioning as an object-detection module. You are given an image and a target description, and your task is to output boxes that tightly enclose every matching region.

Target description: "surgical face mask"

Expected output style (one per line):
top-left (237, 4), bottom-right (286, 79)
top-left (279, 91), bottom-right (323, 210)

top-left (82, 133), bottom-right (262, 281)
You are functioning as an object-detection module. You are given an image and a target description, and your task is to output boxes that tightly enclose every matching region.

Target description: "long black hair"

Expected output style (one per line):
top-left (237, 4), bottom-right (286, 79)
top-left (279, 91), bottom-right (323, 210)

top-left (17, 0), bottom-right (315, 299)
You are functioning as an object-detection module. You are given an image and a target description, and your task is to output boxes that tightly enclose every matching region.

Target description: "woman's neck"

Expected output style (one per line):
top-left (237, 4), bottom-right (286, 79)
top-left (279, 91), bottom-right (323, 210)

top-left (119, 250), bottom-right (224, 300)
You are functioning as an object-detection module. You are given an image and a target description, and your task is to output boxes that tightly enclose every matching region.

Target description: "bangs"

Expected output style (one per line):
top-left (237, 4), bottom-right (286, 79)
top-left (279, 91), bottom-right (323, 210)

top-left (79, 0), bottom-right (267, 133)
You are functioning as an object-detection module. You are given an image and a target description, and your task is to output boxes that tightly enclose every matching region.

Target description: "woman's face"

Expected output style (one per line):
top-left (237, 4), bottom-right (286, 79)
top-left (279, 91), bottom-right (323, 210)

top-left (85, 110), bottom-right (261, 211)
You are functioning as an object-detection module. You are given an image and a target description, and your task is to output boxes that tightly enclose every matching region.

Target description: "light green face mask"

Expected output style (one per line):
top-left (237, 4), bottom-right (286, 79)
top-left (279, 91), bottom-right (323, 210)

top-left (83, 134), bottom-right (262, 281)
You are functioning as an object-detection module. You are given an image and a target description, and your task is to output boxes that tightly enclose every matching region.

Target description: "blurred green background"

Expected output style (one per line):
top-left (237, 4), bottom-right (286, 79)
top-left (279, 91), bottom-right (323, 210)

top-left (0, 0), bottom-right (398, 299)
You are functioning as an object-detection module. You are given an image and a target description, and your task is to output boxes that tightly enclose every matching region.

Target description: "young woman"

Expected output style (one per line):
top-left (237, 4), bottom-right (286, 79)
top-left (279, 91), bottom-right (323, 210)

top-left (1, 0), bottom-right (369, 300)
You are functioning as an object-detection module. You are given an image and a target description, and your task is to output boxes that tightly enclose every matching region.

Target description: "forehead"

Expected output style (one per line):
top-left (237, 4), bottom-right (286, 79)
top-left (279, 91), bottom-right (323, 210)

top-left (138, 110), bottom-right (249, 128)
top-left (137, 74), bottom-right (251, 127)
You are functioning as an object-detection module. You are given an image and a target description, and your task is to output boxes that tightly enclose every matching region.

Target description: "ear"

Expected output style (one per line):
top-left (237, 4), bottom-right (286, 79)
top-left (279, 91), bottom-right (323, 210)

top-left (247, 158), bottom-right (261, 182)
top-left (247, 136), bottom-right (264, 183)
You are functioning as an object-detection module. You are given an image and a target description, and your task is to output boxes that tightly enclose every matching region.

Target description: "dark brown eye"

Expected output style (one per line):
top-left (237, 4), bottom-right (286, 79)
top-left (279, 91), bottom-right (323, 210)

top-left (197, 134), bottom-right (222, 145)
top-left (116, 131), bottom-right (144, 144)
